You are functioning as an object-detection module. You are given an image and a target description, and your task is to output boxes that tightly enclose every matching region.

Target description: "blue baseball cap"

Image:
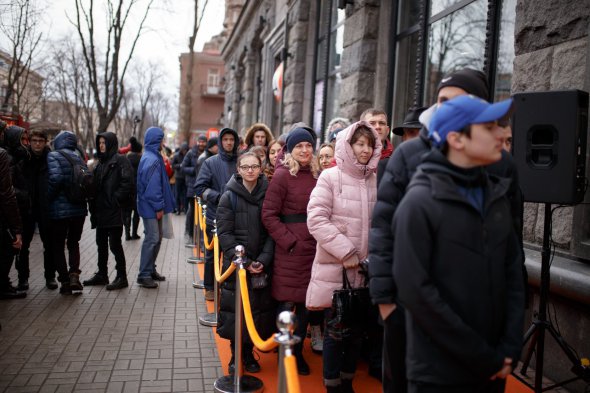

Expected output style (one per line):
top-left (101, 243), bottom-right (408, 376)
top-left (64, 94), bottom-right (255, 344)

top-left (428, 95), bottom-right (513, 148)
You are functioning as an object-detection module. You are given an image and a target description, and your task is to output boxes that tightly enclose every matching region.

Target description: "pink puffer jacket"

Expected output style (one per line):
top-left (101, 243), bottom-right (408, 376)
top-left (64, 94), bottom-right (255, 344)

top-left (306, 121), bottom-right (382, 309)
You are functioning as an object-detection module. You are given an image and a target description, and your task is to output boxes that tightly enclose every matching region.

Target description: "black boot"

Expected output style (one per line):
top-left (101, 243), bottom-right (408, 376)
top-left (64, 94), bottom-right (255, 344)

top-left (69, 273), bottom-right (83, 291)
top-left (106, 276), bottom-right (129, 291)
top-left (17, 279), bottom-right (29, 291)
top-left (243, 345), bottom-right (261, 373)
top-left (151, 270), bottom-right (166, 281)
top-left (46, 278), bottom-right (58, 290)
top-left (59, 281), bottom-right (71, 295)
top-left (83, 272), bottom-right (109, 286)
top-left (125, 229), bottom-right (131, 241)
top-left (340, 379), bottom-right (355, 393)
top-left (0, 284), bottom-right (26, 299)
top-left (294, 343), bottom-right (310, 375)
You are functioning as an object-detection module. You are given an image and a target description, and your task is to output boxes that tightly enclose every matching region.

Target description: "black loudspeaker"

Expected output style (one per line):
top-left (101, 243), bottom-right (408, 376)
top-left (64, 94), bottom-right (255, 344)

top-left (512, 90), bottom-right (589, 205)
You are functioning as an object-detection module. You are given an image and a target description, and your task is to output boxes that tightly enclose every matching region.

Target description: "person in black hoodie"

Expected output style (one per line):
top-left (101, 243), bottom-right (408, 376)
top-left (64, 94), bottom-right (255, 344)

top-left (0, 145), bottom-right (24, 299)
top-left (393, 95), bottom-right (523, 392)
top-left (194, 128), bottom-right (239, 301)
top-left (84, 132), bottom-right (134, 290)
top-left (216, 152), bottom-right (276, 375)
top-left (124, 137), bottom-right (142, 240)
top-left (2, 126), bottom-right (31, 290)
top-left (172, 142), bottom-right (189, 214)
top-left (20, 129), bottom-right (57, 290)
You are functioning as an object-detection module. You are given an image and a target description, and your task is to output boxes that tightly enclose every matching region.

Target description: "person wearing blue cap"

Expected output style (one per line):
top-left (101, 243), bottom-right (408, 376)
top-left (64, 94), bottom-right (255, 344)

top-left (391, 95), bottom-right (524, 393)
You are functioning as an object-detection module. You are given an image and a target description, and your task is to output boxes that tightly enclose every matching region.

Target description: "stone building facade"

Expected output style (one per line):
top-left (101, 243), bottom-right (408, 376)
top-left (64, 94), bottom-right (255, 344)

top-left (222, 1), bottom-right (590, 390)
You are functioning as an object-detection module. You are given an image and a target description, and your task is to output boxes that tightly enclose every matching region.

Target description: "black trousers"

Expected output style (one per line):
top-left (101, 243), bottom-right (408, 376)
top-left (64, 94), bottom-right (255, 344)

top-left (124, 207), bottom-right (140, 236)
top-left (277, 301), bottom-right (309, 355)
top-left (96, 226), bottom-right (127, 277)
top-left (51, 216), bottom-right (85, 283)
top-left (383, 306), bottom-right (407, 393)
top-left (0, 228), bottom-right (16, 289)
top-left (204, 223), bottom-right (214, 290)
top-left (185, 197), bottom-right (196, 237)
top-left (18, 211), bottom-right (55, 281)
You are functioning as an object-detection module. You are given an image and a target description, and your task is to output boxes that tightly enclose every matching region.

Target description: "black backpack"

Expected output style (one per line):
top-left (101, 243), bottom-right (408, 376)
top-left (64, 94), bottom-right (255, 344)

top-left (58, 150), bottom-right (96, 203)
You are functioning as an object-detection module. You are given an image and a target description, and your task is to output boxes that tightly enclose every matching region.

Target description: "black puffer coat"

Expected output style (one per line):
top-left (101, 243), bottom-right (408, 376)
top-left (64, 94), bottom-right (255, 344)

top-left (22, 145), bottom-right (51, 216)
top-left (215, 174), bottom-right (276, 342)
top-left (90, 132), bottom-right (134, 228)
top-left (393, 149), bottom-right (524, 384)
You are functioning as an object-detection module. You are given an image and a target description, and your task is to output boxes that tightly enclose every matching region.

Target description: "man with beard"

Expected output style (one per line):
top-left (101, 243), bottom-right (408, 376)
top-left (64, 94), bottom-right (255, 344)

top-left (84, 132), bottom-right (134, 290)
top-left (21, 129), bottom-right (57, 290)
top-left (194, 128), bottom-right (239, 301)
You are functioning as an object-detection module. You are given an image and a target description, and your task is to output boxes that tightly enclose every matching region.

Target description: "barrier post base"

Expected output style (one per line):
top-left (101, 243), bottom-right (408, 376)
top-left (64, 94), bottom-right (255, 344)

top-left (192, 280), bottom-right (205, 289)
top-left (213, 375), bottom-right (263, 393)
top-left (186, 256), bottom-right (204, 264)
top-left (199, 312), bottom-right (217, 327)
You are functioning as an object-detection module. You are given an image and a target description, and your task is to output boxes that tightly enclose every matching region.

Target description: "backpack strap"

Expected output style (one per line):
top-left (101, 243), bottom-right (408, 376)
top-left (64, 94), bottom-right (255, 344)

top-left (57, 150), bottom-right (76, 168)
top-left (229, 190), bottom-right (237, 211)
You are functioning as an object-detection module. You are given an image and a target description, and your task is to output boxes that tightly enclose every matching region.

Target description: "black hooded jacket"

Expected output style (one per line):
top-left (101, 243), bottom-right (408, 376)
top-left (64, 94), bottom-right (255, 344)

top-left (22, 145), bottom-right (51, 216)
top-left (3, 126), bottom-right (31, 215)
top-left (0, 147), bottom-right (22, 233)
top-left (90, 132), bottom-right (134, 228)
top-left (393, 149), bottom-right (524, 384)
top-left (215, 173), bottom-right (276, 342)
top-left (194, 128), bottom-right (239, 223)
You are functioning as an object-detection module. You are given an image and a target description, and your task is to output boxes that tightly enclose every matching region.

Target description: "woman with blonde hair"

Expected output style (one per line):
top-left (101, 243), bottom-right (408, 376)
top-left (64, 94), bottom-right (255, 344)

top-left (262, 127), bottom-right (319, 375)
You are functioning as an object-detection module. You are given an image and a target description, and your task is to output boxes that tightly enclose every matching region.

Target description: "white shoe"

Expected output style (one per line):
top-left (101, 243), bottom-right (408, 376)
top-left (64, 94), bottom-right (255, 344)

top-left (310, 325), bottom-right (323, 353)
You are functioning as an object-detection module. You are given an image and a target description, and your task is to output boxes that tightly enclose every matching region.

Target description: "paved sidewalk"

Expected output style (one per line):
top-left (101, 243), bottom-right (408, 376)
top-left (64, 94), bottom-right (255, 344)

top-left (0, 214), bottom-right (222, 393)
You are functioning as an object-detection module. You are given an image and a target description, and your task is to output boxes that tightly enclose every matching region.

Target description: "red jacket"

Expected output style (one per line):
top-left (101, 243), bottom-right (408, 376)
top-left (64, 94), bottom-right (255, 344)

top-left (262, 163), bottom-right (317, 303)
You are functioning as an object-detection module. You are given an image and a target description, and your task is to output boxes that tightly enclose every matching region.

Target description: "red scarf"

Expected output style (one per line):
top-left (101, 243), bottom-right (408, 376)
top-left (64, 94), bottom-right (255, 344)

top-left (381, 139), bottom-right (393, 160)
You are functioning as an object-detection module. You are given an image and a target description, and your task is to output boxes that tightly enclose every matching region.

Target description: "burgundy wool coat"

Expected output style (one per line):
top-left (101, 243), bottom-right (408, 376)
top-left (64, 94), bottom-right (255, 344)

top-left (262, 163), bottom-right (317, 303)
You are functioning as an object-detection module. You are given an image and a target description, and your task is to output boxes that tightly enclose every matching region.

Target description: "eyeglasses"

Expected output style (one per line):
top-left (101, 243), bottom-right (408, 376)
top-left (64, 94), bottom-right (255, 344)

top-left (239, 164), bottom-right (261, 172)
top-left (30, 139), bottom-right (46, 144)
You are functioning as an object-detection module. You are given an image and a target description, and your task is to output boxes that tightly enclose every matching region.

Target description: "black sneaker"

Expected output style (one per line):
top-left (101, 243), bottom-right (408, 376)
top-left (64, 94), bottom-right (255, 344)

top-left (17, 279), bottom-right (29, 291)
top-left (46, 278), bottom-right (58, 290)
top-left (243, 352), bottom-right (261, 373)
top-left (0, 285), bottom-right (26, 300)
top-left (59, 282), bottom-right (72, 295)
top-left (137, 277), bottom-right (158, 288)
top-left (295, 353), bottom-right (310, 375)
top-left (106, 276), bottom-right (129, 291)
top-left (83, 273), bottom-right (109, 286)
top-left (130, 234), bottom-right (141, 240)
top-left (151, 271), bottom-right (166, 281)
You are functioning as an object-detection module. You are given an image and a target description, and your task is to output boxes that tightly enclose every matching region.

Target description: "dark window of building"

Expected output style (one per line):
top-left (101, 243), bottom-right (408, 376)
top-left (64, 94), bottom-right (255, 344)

top-left (390, 0), bottom-right (516, 126)
top-left (312, 0), bottom-right (345, 137)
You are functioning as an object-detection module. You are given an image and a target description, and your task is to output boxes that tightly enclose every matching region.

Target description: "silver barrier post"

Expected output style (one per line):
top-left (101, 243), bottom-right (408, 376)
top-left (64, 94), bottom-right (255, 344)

top-left (214, 245), bottom-right (263, 393)
top-left (199, 218), bottom-right (218, 327)
top-left (275, 311), bottom-right (300, 393)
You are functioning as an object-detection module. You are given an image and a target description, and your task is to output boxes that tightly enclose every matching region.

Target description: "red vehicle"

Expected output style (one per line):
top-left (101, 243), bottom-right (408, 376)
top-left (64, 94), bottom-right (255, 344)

top-left (0, 112), bottom-right (29, 130)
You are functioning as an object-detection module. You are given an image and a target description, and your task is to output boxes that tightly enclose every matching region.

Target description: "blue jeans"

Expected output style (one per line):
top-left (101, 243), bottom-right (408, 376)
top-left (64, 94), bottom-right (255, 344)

top-left (138, 218), bottom-right (162, 279)
top-left (323, 308), bottom-right (363, 383)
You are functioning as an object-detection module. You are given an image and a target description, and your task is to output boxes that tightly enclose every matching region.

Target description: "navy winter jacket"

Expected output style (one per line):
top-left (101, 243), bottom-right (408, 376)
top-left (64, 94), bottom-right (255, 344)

top-left (194, 128), bottom-right (239, 224)
top-left (181, 146), bottom-right (201, 197)
top-left (46, 131), bottom-right (88, 220)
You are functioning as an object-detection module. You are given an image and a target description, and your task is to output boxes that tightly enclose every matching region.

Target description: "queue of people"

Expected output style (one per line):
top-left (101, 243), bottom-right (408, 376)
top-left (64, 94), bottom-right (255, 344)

top-left (0, 65), bottom-right (523, 393)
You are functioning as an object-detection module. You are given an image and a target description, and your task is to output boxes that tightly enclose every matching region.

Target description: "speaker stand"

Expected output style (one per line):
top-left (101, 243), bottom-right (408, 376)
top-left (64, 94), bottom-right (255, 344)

top-left (514, 203), bottom-right (589, 392)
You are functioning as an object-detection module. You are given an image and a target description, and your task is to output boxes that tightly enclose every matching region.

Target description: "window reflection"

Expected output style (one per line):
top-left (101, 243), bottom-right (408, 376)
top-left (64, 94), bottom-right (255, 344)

top-left (423, 0), bottom-right (487, 105)
top-left (430, 0), bottom-right (466, 17)
top-left (398, 0), bottom-right (421, 32)
top-left (494, 0), bottom-right (516, 102)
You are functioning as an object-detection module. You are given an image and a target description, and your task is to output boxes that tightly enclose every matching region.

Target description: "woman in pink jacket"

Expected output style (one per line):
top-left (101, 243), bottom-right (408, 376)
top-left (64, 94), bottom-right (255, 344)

top-left (306, 121), bottom-right (382, 393)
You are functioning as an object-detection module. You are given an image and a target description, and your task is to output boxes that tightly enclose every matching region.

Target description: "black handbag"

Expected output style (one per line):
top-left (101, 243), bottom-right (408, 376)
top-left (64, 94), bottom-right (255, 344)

top-left (328, 266), bottom-right (371, 331)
